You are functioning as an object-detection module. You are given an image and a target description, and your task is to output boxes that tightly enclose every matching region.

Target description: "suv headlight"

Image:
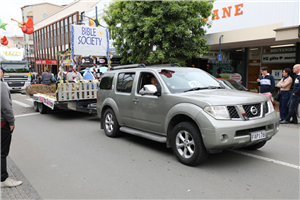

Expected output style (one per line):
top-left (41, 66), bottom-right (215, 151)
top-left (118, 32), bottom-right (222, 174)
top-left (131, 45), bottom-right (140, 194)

top-left (204, 106), bottom-right (230, 120)
top-left (267, 100), bottom-right (274, 113)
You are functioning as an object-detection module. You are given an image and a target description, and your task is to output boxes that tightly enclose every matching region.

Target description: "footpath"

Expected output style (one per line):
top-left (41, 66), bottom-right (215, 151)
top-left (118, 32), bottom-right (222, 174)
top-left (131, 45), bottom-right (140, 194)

top-left (1, 157), bottom-right (42, 200)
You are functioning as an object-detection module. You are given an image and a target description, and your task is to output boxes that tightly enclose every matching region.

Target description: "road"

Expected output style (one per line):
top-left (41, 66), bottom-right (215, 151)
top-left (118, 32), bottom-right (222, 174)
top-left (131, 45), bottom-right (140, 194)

top-left (3, 92), bottom-right (300, 199)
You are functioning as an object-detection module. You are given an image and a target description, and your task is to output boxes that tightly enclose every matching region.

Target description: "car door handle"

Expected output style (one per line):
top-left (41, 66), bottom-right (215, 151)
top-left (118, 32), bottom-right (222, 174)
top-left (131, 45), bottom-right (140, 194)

top-left (132, 98), bottom-right (139, 104)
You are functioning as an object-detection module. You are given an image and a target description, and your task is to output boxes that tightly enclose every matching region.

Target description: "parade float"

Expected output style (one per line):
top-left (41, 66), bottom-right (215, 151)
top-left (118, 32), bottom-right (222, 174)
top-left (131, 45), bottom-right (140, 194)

top-left (27, 24), bottom-right (112, 114)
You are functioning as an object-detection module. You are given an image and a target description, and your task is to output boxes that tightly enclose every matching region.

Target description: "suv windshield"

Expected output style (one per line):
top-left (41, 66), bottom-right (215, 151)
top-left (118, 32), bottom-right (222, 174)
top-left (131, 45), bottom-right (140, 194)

top-left (158, 68), bottom-right (223, 93)
top-left (221, 80), bottom-right (248, 91)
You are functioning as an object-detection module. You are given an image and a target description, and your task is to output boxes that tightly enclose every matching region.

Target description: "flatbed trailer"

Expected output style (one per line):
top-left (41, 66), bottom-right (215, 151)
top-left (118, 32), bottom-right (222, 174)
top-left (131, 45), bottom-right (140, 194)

top-left (29, 79), bottom-right (99, 114)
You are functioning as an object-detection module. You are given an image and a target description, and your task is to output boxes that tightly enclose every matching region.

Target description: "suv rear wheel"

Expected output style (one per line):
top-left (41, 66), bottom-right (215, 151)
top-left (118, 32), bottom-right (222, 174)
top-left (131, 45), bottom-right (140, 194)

top-left (103, 108), bottom-right (121, 137)
top-left (171, 122), bottom-right (208, 166)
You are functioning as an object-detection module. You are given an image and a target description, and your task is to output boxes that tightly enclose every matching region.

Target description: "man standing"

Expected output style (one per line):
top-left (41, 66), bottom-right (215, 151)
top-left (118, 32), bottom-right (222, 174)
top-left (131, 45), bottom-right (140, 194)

top-left (1, 66), bottom-right (22, 187)
top-left (257, 66), bottom-right (275, 100)
top-left (280, 64), bottom-right (300, 124)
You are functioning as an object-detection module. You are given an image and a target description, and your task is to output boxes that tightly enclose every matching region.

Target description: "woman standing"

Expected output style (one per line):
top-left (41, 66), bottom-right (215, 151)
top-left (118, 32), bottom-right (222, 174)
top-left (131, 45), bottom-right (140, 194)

top-left (276, 68), bottom-right (293, 121)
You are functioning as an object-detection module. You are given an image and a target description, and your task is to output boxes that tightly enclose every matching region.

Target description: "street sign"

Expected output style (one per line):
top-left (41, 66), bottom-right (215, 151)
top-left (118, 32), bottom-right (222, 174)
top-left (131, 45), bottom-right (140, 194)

top-left (218, 54), bottom-right (222, 61)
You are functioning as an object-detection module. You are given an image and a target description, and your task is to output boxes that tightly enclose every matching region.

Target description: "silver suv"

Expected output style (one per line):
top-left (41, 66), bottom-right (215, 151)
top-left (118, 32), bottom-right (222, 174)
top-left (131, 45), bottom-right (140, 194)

top-left (97, 64), bottom-right (280, 166)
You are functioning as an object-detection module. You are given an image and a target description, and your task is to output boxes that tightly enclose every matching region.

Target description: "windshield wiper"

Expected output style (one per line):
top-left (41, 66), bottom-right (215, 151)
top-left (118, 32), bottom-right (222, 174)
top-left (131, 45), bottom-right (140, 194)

top-left (184, 87), bottom-right (209, 92)
top-left (184, 86), bottom-right (224, 92)
top-left (208, 86), bottom-right (224, 89)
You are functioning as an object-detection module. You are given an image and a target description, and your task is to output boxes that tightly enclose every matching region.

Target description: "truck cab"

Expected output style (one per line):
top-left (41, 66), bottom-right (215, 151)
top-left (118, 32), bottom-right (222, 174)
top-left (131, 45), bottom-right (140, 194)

top-left (0, 48), bottom-right (31, 91)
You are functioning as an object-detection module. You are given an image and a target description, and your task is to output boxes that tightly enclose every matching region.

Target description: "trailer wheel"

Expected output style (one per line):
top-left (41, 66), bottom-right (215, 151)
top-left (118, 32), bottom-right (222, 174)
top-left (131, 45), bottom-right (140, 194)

top-left (38, 103), bottom-right (48, 114)
top-left (33, 101), bottom-right (39, 112)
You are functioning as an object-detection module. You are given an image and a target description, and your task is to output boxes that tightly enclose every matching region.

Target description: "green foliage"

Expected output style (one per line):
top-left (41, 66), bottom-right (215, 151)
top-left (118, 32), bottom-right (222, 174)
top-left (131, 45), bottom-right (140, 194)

top-left (103, 0), bottom-right (214, 65)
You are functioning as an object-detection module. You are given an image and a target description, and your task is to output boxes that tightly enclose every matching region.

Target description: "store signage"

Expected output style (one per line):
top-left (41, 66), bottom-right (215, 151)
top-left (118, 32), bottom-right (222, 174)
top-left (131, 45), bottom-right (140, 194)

top-left (99, 58), bottom-right (106, 64)
top-left (204, 3), bottom-right (243, 21)
top-left (71, 25), bottom-right (109, 59)
top-left (221, 73), bottom-right (242, 82)
top-left (35, 60), bottom-right (58, 65)
top-left (201, 51), bottom-right (220, 58)
top-left (262, 53), bottom-right (296, 63)
top-left (272, 70), bottom-right (282, 80)
top-left (81, 57), bottom-right (93, 65)
top-left (263, 47), bottom-right (296, 54)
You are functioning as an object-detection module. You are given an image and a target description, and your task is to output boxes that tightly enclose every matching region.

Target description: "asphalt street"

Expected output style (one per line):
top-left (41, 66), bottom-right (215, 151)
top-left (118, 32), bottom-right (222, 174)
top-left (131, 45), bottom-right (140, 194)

top-left (1, 92), bottom-right (300, 199)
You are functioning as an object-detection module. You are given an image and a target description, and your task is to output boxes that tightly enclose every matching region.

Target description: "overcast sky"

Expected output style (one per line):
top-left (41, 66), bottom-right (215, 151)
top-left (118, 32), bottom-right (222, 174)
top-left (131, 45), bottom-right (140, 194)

top-left (0, 0), bottom-right (75, 37)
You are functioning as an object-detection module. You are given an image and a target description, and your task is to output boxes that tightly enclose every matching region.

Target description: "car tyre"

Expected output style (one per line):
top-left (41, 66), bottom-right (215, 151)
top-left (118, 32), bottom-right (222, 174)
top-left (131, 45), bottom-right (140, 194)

top-left (171, 122), bottom-right (208, 166)
top-left (38, 103), bottom-right (47, 114)
top-left (103, 108), bottom-right (121, 137)
top-left (243, 141), bottom-right (266, 150)
top-left (33, 101), bottom-right (39, 112)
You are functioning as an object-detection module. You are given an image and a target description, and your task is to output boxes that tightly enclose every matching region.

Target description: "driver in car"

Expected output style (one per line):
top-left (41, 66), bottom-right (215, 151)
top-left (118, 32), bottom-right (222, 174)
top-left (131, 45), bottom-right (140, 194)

top-left (151, 76), bottom-right (161, 96)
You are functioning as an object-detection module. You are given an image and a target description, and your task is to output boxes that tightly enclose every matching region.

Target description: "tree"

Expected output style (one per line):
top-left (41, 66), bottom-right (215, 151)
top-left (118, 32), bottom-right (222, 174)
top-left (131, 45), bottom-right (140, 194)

top-left (103, 0), bottom-right (214, 66)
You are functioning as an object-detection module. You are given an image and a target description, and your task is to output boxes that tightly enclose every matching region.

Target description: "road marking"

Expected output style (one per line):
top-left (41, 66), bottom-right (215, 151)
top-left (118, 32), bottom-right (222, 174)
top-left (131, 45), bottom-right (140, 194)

top-left (12, 100), bottom-right (31, 108)
top-left (230, 150), bottom-right (300, 170)
top-left (15, 113), bottom-right (40, 118)
top-left (26, 99), bottom-right (33, 102)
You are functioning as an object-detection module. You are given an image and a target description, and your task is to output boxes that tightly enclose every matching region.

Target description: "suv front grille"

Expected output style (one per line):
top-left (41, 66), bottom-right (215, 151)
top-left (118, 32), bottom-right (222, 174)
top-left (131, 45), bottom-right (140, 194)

top-left (226, 102), bottom-right (270, 120)
top-left (243, 103), bottom-right (261, 118)
top-left (227, 106), bottom-right (239, 119)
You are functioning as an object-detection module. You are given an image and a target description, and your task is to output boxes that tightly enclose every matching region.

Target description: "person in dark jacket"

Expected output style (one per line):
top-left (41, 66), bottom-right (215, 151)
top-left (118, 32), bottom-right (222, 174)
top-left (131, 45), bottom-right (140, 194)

top-left (280, 64), bottom-right (300, 124)
top-left (1, 66), bottom-right (22, 188)
top-left (257, 66), bottom-right (275, 100)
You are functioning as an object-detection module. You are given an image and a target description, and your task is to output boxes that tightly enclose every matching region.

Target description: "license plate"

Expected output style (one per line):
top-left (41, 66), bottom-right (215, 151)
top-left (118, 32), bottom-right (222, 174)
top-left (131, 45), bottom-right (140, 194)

top-left (250, 130), bottom-right (266, 141)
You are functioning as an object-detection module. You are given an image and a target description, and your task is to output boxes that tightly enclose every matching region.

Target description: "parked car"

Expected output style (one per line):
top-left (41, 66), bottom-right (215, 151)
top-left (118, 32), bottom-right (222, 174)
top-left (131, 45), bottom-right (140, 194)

top-left (217, 78), bottom-right (276, 107)
top-left (97, 64), bottom-right (280, 166)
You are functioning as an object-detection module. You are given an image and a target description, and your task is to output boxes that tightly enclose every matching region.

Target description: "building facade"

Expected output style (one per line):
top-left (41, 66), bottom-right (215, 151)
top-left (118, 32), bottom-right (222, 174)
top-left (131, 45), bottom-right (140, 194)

top-left (193, 0), bottom-right (300, 92)
top-left (21, 3), bottom-right (64, 69)
top-left (32, 0), bottom-right (95, 74)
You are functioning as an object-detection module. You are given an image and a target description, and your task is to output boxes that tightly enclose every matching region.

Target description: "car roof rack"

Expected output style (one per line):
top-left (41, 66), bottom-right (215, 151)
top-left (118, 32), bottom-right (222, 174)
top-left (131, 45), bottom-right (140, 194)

top-left (110, 63), bottom-right (146, 70)
top-left (145, 63), bottom-right (182, 67)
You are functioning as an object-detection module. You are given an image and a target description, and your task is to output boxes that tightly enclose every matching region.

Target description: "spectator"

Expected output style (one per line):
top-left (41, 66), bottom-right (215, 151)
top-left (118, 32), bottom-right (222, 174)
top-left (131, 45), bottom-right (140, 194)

top-left (1, 66), bottom-right (23, 188)
top-left (257, 66), bottom-right (275, 100)
top-left (276, 68), bottom-right (293, 121)
top-left (30, 72), bottom-right (36, 84)
top-left (41, 68), bottom-right (54, 85)
top-left (280, 64), bottom-right (300, 124)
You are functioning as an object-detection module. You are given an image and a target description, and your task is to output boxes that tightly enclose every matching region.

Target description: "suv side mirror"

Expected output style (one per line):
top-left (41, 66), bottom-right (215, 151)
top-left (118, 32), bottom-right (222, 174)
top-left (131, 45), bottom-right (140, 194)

top-left (139, 84), bottom-right (157, 95)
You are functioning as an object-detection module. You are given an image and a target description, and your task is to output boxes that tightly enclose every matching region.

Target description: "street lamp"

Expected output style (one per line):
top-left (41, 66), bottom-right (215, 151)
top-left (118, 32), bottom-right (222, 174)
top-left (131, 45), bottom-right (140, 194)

top-left (75, 7), bottom-right (106, 28)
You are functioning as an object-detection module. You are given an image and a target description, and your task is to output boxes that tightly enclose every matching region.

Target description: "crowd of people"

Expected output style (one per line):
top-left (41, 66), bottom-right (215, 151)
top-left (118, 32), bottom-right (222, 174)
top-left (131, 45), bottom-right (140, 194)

top-left (30, 67), bottom-right (101, 85)
top-left (256, 64), bottom-right (300, 124)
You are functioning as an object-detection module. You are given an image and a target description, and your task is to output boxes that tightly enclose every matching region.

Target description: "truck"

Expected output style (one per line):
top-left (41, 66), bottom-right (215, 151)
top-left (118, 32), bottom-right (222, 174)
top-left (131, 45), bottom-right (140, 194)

top-left (0, 47), bottom-right (30, 91)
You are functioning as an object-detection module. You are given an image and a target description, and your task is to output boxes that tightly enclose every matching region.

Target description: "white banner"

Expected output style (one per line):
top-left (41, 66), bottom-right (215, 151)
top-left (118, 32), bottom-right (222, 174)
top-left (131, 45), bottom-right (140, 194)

top-left (262, 53), bottom-right (296, 63)
top-left (33, 94), bottom-right (56, 110)
top-left (71, 25), bottom-right (109, 59)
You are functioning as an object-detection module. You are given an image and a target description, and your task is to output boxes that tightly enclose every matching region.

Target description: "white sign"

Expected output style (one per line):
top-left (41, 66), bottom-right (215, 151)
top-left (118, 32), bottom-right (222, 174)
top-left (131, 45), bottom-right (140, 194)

top-left (34, 94), bottom-right (56, 110)
top-left (262, 53), bottom-right (296, 63)
top-left (71, 25), bottom-right (109, 59)
top-left (272, 70), bottom-right (282, 80)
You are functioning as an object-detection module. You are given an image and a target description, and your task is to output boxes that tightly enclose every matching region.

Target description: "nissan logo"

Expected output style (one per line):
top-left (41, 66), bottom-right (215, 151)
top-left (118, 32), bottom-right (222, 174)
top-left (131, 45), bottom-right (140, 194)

top-left (250, 106), bottom-right (258, 115)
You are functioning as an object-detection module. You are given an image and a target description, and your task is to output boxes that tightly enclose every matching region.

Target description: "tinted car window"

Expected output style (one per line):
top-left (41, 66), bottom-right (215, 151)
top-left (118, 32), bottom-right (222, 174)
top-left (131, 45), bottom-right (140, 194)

top-left (100, 73), bottom-right (114, 90)
top-left (117, 73), bottom-right (135, 93)
top-left (158, 68), bottom-right (222, 93)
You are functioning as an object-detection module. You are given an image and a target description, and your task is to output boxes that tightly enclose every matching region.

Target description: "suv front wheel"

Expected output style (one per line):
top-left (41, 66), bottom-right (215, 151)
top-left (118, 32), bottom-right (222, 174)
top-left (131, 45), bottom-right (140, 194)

top-left (103, 108), bottom-right (121, 137)
top-left (171, 122), bottom-right (208, 166)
